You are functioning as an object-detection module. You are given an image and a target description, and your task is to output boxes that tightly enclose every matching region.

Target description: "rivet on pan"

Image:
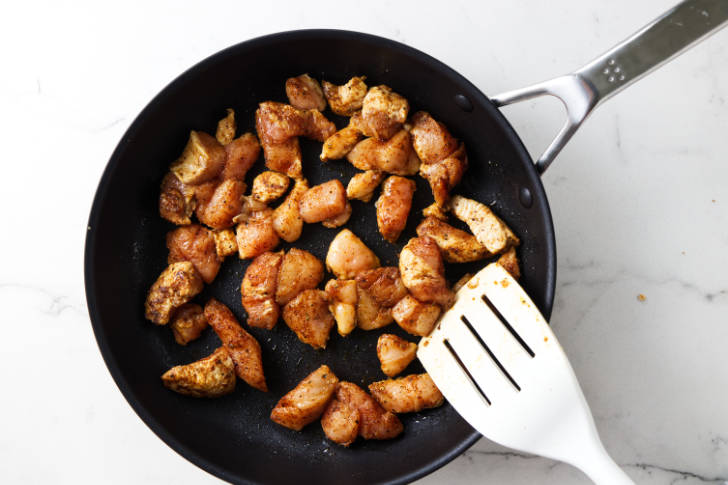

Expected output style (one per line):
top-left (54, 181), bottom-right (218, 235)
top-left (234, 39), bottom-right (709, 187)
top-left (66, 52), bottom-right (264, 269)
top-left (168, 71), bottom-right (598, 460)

top-left (454, 94), bottom-right (473, 112)
top-left (519, 187), bottom-right (533, 208)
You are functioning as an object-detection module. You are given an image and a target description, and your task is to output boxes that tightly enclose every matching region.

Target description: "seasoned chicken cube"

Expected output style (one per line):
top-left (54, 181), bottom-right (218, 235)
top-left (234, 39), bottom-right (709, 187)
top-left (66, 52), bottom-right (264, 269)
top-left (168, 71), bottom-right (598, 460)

top-left (270, 365), bottom-right (339, 431)
top-left (416, 216), bottom-right (490, 263)
top-left (320, 125), bottom-right (364, 162)
top-left (282, 289), bottom-right (335, 349)
top-left (303, 109), bottom-right (337, 142)
top-left (369, 373), bottom-right (444, 413)
top-left (409, 111), bottom-right (459, 164)
top-left (355, 267), bottom-right (409, 308)
top-left (346, 130), bottom-right (419, 176)
top-left (452, 273), bottom-right (474, 293)
top-left (213, 229), bottom-right (238, 258)
top-left (169, 303), bottom-right (208, 346)
top-left (286, 74), bottom-right (326, 111)
top-left (299, 179), bottom-right (347, 224)
top-left (216, 108), bottom-right (236, 145)
top-left (376, 176), bottom-right (416, 243)
top-left (256, 101), bottom-right (307, 144)
top-left (346, 170), bottom-right (384, 202)
top-left (159, 172), bottom-right (196, 226)
top-left (251, 171), bottom-right (290, 204)
top-left (392, 295), bottom-right (441, 336)
top-left (261, 137), bottom-right (303, 179)
top-left (204, 299), bottom-right (267, 391)
top-left (171, 131), bottom-right (227, 184)
top-left (321, 396), bottom-right (359, 446)
top-left (322, 76), bottom-right (368, 116)
top-left (272, 178), bottom-right (308, 242)
top-left (361, 85), bottom-right (409, 141)
top-left (325, 279), bottom-right (358, 336)
top-left (235, 208), bottom-right (280, 259)
top-left (356, 285), bottom-right (393, 331)
top-left (399, 236), bottom-right (454, 307)
top-left (166, 224), bottom-right (221, 284)
top-left (450, 195), bottom-right (520, 254)
top-left (221, 133), bottom-right (260, 181)
top-left (196, 179), bottom-right (246, 230)
top-left (336, 382), bottom-right (403, 440)
top-left (420, 143), bottom-right (467, 207)
top-left (241, 251), bottom-right (284, 330)
top-left (377, 334), bottom-right (417, 377)
top-left (321, 201), bottom-right (352, 228)
top-left (161, 346), bottom-right (235, 398)
top-left (497, 246), bottom-right (521, 280)
top-left (275, 248), bottom-right (324, 305)
top-left (326, 229), bottom-right (380, 279)
top-left (422, 202), bottom-right (448, 221)
top-left (145, 262), bottom-right (204, 325)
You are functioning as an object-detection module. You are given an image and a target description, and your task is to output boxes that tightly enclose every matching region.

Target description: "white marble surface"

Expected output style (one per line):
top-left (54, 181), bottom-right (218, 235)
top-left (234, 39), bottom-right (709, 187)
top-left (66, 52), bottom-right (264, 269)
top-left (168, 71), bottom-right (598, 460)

top-left (2, 0), bottom-right (727, 483)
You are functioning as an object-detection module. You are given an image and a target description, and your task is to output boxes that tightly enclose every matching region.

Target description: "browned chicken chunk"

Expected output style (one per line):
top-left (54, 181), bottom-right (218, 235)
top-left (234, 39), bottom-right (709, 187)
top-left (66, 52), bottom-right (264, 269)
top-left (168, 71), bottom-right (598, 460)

top-left (260, 137), bottom-right (303, 179)
top-left (159, 172), bottom-right (196, 225)
top-left (236, 207), bottom-right (280, 259)
top-left (213, 229), bottom-right (238, 258)
top-left (392, 295), bottom-right (441, 337)
top-left (409, 111), bottom-right (459, 165)
top-left (326, 229), bottom-right (380, 279)
top-left (282, 289), bottom-right (335, 349)
top-left (299, 179), bottom-right (347, 224)
top-left (161, 346), bottom-right (235, 398)
top-left (325, 279), bottom-right (358, 336)
top-left (169, 303), bottom-right (208, 345)
top-left (422, 202), bottom-right (448, 221)
top-left (420, 143), bottom-right (467, 207)
top-left (321, 396), bottom-right (360, 446)
top-left (321, 201), bottom-right (352, 228)
top-left (497, 246), bottom-right (521, 280)
top-left (222, 133), bottom-right (261, 181)
top-left (346, 170), bottom-right (384, 202)
top-left (356, 285), bottom-right (394, 331)
top-left (416, 216), bottom-right (490, 263)
top-left (322, 76), bottom-right (368, 116)
top-left (355, 267), bottom-right (409, 308)
top-left (145, 262), bottom-right (204, 325)
top-left (216, 108), bottom-right (236, 145)
top-left (361, 86), bottom-right (409, 141)
top-left (450, 195), bottom-right (520, 254)
top-left (376, 176), bottom-right (416, 243)
top-left (251, 171), bottom-right (290, 204)
top-left (377, 334), bottom-right (417, 377)
top-left (272, 178), bottom-right (308, 242)
top-left (286, 74), bottom-right (326, 111)
top-left (275, 248), bottom-right (324, 305)
top-left (241, 251), bottom-right (284, 330)
top-left (336, 382), bottom-right (403, 440)
top-left (270, 365), bottom-right (339, 431)
top-left (196, 178), bottom-right (246, 230)
top-left (170, 131), bottom-right (227, 184)
top-left (166, 224), bottom-right (221, 284)
top-left (399, 236), bottom-right (454, 307)
top-left (346, 130), bottom-right (419, 176)
top-left (256, 101), bottom-right (307, 144)
top-left (369, 373), bottom-right (444, 413)
top-left (320, 125), bottom-right (364, 162)
top-left (303, 109), bottom-right (337, 142)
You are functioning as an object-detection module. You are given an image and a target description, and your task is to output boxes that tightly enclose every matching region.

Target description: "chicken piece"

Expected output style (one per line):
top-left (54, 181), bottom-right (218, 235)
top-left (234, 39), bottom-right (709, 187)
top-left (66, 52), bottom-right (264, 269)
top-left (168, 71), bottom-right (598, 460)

top-left (409, 111), bottom-right (459, 164)
top-left (166, 224), bottom-right (221, 284)
top-left (497, 246), bottom-right (521, 280)
top-left (270, 365), bottom-right (339, 431)
top-left (377, 334), bottom-right (417, 377)
top-left (325, 279), bottom-right (358, 336)
top-left (336, 382), bottom-right (403, 440)
top-left (255, 101), bottom-right (307, 144)
top-left (170, 131), bottom-right (227, 184)
top-left (272, 178), bottom-right (308, 242)
top-left (191, 179), bottom-right (218, 210)
top-left (326, 229), bottom-right (380, 279)
top-left (450, 195), bottom-right (520, 254)
top-left (216, 108), bottom-right (236, 145)
top-left (376, 176), bottom-right (416, 243)
top-left (282, 289), bottom-right (335, 349)
top-left (392, 295), bottom-right (441, 337)
top-left (235, 208), bottom-right (280, 259)
top-left (322, 76), bottom-right (368, 116)
top-left (420, 143), bottom-right (468, 207)
top-left (349, 110), bottom-right (375, 138)
top-left (422, 202), bottom-right (448, 221)
top-left (321, 396), bottom-right (360, 446)
top-left (251, 171), bottom-right (290, 204)
top-left (145, 262), bottom-right (204, 325)
top-left (369, 373), bottom-right (444, 413)
top-left (260, 137), bottom-right (303, 180)
top-left (204, 299), bottom-right (267, 391)
top-left (321, 201), bottom-right (352, 228)
top-left (222, 133), bottom-right (260, 181)
top-left (213, 229), bottom-right (238, 258)
top-left (275, 248), bottom-right (324, 306)
top-left (196, 179), bottom-right (246, 230)
top-left (399, 236), bottom-right (454, 307)
top-left (241, 251), bottom-right (284, 330)
top-left (161, 347), bottom-right (235, 398)
top-left (303, 109), bottom-right (337, 142)
top-left (346, 130), bottom-right (419, 176)
top-left (286, 74), bottom-right (326, 111)
top-left (355, 267), bottom-right (409, 308)
top-left (416, 216), bottom-right (490, 263)
top-left (320, 125), bottom-right (364, 162)
top-left (356, 287), bottom-right (393, 330)
top-left (159, 172), bottom-right (197, 225)
top-left (169, 303), bottom-right (208, 345)
top-left (299, 179), bottom-right (347, 224)
top-left (346, 170), bottom-right (384, 203)
top-left (361, 85), bottom-right (409, 141)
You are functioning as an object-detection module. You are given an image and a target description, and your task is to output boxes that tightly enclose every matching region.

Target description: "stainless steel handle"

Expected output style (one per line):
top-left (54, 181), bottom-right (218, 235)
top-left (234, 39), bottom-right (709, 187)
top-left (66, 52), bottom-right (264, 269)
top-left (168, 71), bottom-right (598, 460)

top-left (491, 0), bottom-right (728, 174)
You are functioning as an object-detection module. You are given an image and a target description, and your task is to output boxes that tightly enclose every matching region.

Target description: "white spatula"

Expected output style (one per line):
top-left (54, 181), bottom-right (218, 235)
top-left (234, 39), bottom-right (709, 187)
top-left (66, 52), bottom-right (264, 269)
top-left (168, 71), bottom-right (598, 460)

top-left (417, 263), bottom-right (633, 484)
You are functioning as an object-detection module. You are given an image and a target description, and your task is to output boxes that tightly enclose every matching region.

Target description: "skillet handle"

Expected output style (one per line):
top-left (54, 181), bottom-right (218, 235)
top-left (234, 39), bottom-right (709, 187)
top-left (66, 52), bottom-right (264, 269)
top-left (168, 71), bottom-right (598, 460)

top-left (490, 0), bottom-right (728, 174)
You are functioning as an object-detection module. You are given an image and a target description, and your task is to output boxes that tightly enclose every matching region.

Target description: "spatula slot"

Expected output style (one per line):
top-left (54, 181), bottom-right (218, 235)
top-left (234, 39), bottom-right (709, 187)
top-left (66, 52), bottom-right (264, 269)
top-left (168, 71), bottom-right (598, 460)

top-left (460, 315), bottom-right (521, 392)
top-left (481, 294), bottom-right (535, 358)
top-left (443, 339), bottom-right (491, 405)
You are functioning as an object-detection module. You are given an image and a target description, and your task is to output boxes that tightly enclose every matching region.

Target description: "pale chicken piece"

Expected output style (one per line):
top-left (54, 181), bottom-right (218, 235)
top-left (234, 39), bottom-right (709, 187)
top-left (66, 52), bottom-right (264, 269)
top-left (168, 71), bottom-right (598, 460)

top-left (356, 286), bottom-right (394, 331)
top-left (361, 85), bottom-right (409, 141)
top-left (320, 125), bottom-right (364, 162)
top-left (322, 76), bottom-right (368, 116)
top-left (298, 179), bottom-right (347, 224)
top-left (321, 396), bottom-right (360, 446)
top-left (346, 130), bottom-right (419, 176)
top-left (409, 111), bottom-right (459, 164)
top-left (255, 101), bottom-right (307, 144)
top-left (166, 224), bottom-right (221, 284)
top-left (303, 109), bottom-right (337, 142)
top-left (170, 131), bottom-right (227, 184)
top-left (355, 267), bottom-right (409, 308)
top-left (261, 137), bottom-right (303, 179)
top-left (159, 172), bottom-right (197, 226)
top-left (235, 208), bottom-right (280, 259)
top-left (241, 251), bottom-right (284, 330)
top-left (216, 108), bottom-right (236, 145)
top-left (369, 374), bottom-right (444, 413)
top-left (450, 195), bottom-right (520, 254)
top-left (196, 179), bottom-right (246, 230)
top-left (420, 143), bottom-right (468, 207)
top-left (145, 262), bottom-right (204, 325)
top-left (497, 246), bottom-right (521, 280)
top-left (416, 216), bottom-right (490, 263)
top-left (161, 347), bottom-right (235, 398)
top-left (204, 299), bottom-right (267, 392)
top-left (376, 176), bottom-right (416, 243)
top-left (221, 133), bottom-right (260, 181)
top-left (213, 229), bottom-right (238, 258)
top-left (169, 303), bottom-right (208, 346)
top-left (346, 170), bottom-right (384, 203)
top-left (377, 334), bottom-right (417, 377)
top-left (336, 382), bottom-right (403, 440)
top-left (321, 201), bottom-right (352, 228)
top-left (399, 236), bottom-right (455, 307)
top-left (251, 171), bottom-right (290, 204)
top-left (286, 74), bottom-right (326, 111)
top-left (275, 248), bottom-right (324, 306)
top-left (452, 273), bottom-right (474, 293)
top-left (282, 289), bottom-right (335, 349)
top-left (391, 295), bottom-right (441, 337)
top-left (270, 365), bottom-right (339, 431)
top-left (422, 202), bottom-right (448, 221)
top-left (325, 229), bottom-right (380, 279)
top-left (324, 279), bottom-right (358, 336)
top-left (272, 178), bottom-right (308, 242)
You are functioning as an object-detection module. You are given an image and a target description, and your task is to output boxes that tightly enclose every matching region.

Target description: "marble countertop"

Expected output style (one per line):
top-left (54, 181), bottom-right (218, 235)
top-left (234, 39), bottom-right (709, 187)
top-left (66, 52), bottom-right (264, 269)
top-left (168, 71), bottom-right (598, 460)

top-left (2, 0), bottom-right (727, 483)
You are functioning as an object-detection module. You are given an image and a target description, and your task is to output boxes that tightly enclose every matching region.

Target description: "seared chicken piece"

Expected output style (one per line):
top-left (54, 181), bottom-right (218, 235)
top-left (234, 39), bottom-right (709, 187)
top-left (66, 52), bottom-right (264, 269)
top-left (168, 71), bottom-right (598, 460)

top-left (241, 251), bottom-right (284, 330)
top-left (409, 111), bottom-right (459, 165)
top-left (399, 236), bottom-right (454, 307)
top-left (336, 382), bottom-right (403, 440)
top-left (272, 178), bottom-right (308, 242)
top-left (392, 295), bottom-right (441, 336)
top-left (355, 267), bottom-right (408, 308)
top-left (216, 108), bottom-right (236, 145)
top-left (452, 272), bottom-right (474, 293)
top-left (322, 201), bottom-right (352, 228)
top-left (221, 133), bottom-right (261, 181)
top-left (356, 286), bottom-right (394, 330)
top-left (322, 76), bottom-right (368, 116)
top-left (346, 130), bottom-right (419, 176)
top-left (377, 334), bottom-right (417, 377)
top-left (145, 262), bottom-right (204, 325)
top-left (420, 143), bottom-right (467, 207)
top-left (320, 125), bottom-right (364, 162)
top-left (270, 365), bottom-right (339, 431)
top-left (369, 373), bottom-right (444, 413)
top-left (275, 248), bottom-right (324, 305)
top-left (324, 279), bottom-right (358, 336)
top-left (450, 195), bottom-right (520, 254)
top-left (213, 228), bottom-right (238, 258)
top-left (303, 109), bottom-right (337, 142)
top-left (282, 290), bottom-right (336, 349)
top-left (361, 85), bottom-right (409, 140)
top-left (346, 170), bottom-right (384, 203)
top-left (159, 172), bottom-right (197, 226)
top-left (299, 179), bottom-right (347, 224)
top-left (161, 346), bottom-right (235, 398)
top-left (326, 229), bottom-right (380, 279)
top-left (321, 396), bottom-right (360, 446)
top-left (251, 171), bottom-right (290, 204)
top-left (376, 176), bottom-right (416, 243)
top-left (196, 179), bottom-right (246, 230)
top-left (170, 131), bottom-right (227, 184)
top-left (235, 207), bottom-right (280, 259)
top-left (169, 303), bottom-right (208, 346)
top-left (260, 137), bottom-right (303, 180)
top-left (204, 299), bottom-right (267, 392)
top-left (286, 74), bottom-right (326, 111)
top-left (166, 224), bottom-right (221, 284)
top-left (497, 246), bottom-right (521, 280)
top-left (422, 202), bottom-right (448, 221)
top-left (416, 216), bottom-right (490, 263)
top-left (256, 101), bottom-right (307, 144)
